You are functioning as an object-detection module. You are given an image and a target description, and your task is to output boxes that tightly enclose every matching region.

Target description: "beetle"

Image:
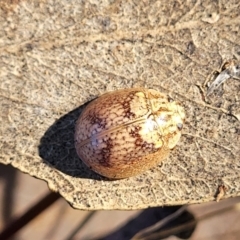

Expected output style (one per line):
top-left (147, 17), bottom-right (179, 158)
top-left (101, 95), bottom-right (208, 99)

top-left (75, 88), bottom-right (185, 179)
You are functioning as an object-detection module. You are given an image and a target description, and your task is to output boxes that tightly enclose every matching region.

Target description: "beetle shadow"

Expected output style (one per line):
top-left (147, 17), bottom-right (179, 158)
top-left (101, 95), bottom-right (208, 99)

top-left (38, 100), bottom-right (109, 181)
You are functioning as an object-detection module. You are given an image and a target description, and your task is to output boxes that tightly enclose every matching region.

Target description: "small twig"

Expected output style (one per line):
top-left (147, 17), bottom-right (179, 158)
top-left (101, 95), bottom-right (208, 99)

top-left (131, 206), bottom-right (187, 240)
top-left (206, 59), bottom-right (240, 96)
top-left (132, 202), bottom-right (240, 240)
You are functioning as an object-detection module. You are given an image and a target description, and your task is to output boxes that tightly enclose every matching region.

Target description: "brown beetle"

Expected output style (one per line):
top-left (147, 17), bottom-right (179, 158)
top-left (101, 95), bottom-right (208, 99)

top-left (75, 88), bottom-right (185, 179)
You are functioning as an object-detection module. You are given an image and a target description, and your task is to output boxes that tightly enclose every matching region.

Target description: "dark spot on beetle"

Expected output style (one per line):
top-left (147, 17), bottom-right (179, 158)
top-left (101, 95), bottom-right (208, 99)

top-left (98, 138), bottom-right (113, 167)
top-left (135, 138), bottom-right (143, 146)
top-left (99, 157), bottom-right (111, 167)
top-left (124, 110), bottom-right (136, 119)
top-left (129, 126), bottom-right (142, 138)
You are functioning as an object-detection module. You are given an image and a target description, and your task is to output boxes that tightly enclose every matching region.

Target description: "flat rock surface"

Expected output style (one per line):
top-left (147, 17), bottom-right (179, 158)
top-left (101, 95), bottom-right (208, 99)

top-left (0, 0), bottom-right (239, 210)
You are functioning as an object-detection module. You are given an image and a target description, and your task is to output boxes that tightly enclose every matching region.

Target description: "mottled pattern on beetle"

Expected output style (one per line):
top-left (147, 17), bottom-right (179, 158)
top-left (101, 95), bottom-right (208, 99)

top-left (75, 89), bottom-right (151, 144)
top-left (75, 88), bottom-right (181, 154)
top-left (77, 119), bottom-right (163, 169)
top-left (74, 88), bottom-right (185, 178)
